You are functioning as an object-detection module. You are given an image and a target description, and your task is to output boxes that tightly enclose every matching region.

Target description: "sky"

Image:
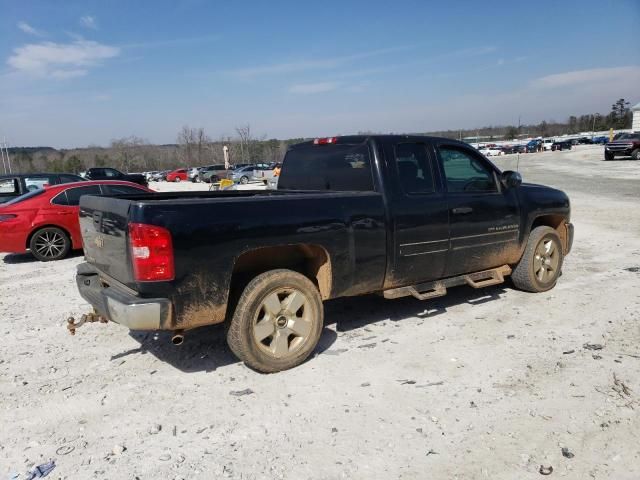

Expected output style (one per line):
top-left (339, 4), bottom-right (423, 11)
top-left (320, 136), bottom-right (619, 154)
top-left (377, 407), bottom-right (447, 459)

top-left (0, 0), bottom-right (639, 148)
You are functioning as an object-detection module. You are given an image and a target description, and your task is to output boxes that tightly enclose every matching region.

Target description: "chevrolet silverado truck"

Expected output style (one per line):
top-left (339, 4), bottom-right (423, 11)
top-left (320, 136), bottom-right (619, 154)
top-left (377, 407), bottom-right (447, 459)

top-left (73, 135), bottom-right (573, 372)
top-left (604, 132), bottom-right (640, 160)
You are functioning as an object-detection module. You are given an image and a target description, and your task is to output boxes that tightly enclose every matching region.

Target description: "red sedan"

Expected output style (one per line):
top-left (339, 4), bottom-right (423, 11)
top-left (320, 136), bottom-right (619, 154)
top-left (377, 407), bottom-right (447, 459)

top-left (166, 168), bottom-right (188, 182)
top-left (0, 180), bottom-right (152, 261)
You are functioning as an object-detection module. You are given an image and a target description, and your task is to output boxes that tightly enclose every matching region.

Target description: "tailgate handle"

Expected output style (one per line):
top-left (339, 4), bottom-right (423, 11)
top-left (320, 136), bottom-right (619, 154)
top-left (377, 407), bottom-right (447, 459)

top-left (452, 207), bottom-right (473, 215)
top-left (92, 211), bottom-right (103, 229)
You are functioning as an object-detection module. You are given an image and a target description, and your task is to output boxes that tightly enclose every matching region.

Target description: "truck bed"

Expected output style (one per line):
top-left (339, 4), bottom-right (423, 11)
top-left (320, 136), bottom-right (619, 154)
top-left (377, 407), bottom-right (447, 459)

top-left (79, 189), bottom-right (387, 330)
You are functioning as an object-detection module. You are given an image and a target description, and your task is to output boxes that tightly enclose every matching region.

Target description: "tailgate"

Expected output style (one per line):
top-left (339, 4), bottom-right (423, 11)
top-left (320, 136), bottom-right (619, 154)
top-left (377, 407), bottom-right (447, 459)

top-left (79, 195), bottom-right (134, 284)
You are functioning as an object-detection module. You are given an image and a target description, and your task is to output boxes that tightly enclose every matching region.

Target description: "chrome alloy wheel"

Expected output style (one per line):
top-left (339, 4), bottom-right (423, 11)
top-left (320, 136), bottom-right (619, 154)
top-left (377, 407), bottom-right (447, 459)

top-left (34, 231), bottom-right (66, 259)
top-left (253, 288), bottom-right (313, 359)
top-left (533, 237), bottom-right (560, 283)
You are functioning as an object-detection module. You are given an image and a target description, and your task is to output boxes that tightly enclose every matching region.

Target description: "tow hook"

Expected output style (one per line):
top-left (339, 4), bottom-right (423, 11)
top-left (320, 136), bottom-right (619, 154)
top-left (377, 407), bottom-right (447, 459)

top-left (67, 312), bottom-right (108, 335)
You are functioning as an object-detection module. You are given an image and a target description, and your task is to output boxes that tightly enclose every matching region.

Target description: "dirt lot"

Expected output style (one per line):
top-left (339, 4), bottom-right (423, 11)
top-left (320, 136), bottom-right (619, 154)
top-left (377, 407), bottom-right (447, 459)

top-left (1, 145), bottom-right (639, 479)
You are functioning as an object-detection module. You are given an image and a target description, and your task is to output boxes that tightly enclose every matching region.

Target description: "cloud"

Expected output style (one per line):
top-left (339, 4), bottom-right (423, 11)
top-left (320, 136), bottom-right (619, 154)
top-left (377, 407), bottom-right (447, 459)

top-left (17, 22), bottom-right (44, 36)
top-left (7, 40), bottom-right (120, 78)
top-left (80, 15), bottom-right (97, 30)
top-left (229, 45), bottom-right (413, 78)
top-left (289, 82), bottom-right (341, 94)
top-left (531, 66), bottom-right (640, 89)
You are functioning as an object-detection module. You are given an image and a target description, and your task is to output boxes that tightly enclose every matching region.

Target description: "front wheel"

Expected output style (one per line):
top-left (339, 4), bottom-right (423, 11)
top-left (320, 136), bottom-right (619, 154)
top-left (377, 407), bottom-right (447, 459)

top-left (604, 151), bottom-right (614, 161)
top-left (30, 227), bottom-right (71, 261)
top-left (512, 226), bottom-right (563, 292)
top-left (227, 269), bottom-right (324, 373)
top-left (240, 176), bottom-right (249, 184)
top-left (632, 149), bottom-right (640, 160)
top-left (174, 177), bottom-right (181, 183)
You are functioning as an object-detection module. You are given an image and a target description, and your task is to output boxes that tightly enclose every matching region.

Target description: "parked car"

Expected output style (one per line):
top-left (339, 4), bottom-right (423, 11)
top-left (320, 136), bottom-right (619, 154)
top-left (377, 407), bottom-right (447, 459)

top-left (542, 139), bottom-right (555, 151)
top-left (198, 165), bottom-right (229, 183)
top-left (188, 167), bottom-right (200, 182)
top-left (166, 168), bottom-right (189, 182)
top-left (593, 136), bottom-right (609, 144)
top-left (500, 145), bottom-right (518, 155)
top-left (604, 133), bottom-right (640, 160)
top-left (0, 173), bottom-right (85, 204)
top-left (551, 140), bottom-right (573, 151)
top-left (479, 146), bottom-right (503, 156)
top-left (513, 145), bottom-right (528, 154)
top-left (85, 167), bottom-right (148, 187)
top-left (0, 180), bottom-right (152, 261)
top-left (227, 165), bottom-right (256, 184)
top-left (73, 134), bottom-right (573, 373)
top-left (526, 139), bottom-right (542, 152)
top-left (150, 170), bottom-right (170, 182)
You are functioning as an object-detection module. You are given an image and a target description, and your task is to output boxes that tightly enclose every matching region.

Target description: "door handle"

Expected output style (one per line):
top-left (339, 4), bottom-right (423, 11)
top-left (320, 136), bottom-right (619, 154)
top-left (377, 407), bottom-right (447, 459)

top-left (452, 207), bottom-right (473, 215)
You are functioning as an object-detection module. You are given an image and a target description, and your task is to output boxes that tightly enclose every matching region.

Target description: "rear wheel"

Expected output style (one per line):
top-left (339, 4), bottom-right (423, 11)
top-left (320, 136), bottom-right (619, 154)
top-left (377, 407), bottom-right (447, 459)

top-left (512, 226), bottom-right (563, 293)
top-left (30, 227), bottom-right (71, 262)
top-left (227, 269), bottom-right (324, 373)
top-left (632, 149), bottom-right (640, 160)
top-left (174, 177), bottom-right (181, 182)
top-left (604, 151), bottom-right (614, 161)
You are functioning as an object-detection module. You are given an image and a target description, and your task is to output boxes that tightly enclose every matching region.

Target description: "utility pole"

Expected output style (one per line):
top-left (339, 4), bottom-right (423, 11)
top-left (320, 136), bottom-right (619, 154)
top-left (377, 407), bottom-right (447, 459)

top-left (0, 139), bottom-right (6, 174)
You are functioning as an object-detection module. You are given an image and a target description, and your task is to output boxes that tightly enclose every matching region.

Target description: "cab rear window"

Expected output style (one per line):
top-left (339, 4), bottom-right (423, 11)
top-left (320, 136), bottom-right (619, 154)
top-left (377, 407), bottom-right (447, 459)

top-left (278, 143), bottom-right (374, 191)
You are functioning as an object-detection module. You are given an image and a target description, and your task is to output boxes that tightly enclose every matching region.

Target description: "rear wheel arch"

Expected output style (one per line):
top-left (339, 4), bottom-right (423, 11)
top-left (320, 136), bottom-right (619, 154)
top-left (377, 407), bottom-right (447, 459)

top-left (26, 224), bottom-right (73, 250)
top-left (228, 244), bottom-right (333, 303)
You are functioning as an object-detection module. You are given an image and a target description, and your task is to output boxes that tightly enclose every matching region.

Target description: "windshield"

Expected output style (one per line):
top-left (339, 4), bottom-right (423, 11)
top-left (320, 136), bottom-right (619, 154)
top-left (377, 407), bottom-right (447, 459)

top-left (2, 189), bottom-right (45, 206)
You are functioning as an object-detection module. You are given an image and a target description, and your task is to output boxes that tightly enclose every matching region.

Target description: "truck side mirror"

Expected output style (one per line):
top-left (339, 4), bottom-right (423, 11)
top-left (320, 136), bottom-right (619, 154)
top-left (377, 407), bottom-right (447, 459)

top-left (501, 170), bottom-right (522, 189)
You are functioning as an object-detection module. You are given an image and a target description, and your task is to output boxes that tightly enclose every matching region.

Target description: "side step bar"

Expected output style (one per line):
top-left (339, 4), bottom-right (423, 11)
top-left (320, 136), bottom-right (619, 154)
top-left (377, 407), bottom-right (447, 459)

top-left (383, 265), bottom-right (511, 300)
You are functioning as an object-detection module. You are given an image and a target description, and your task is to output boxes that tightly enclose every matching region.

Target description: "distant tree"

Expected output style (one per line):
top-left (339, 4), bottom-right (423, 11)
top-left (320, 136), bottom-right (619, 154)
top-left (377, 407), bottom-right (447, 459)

top-left (110, 136), bottom-right (148, 172)
top-left (49, 157), bottom-right (65, 173)
top-left (610, 98), bottom-right (631, 129)
top-left (64, 155), bottom-right (84, 173)
top-left (505, 126), bottom-right (519, 140)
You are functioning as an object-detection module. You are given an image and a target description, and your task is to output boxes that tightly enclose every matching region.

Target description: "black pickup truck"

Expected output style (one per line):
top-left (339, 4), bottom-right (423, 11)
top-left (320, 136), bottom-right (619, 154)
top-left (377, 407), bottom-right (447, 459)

top-left (84, 167), bottom-right (148, 186)
top-left (73, 135), bottom-right (573, 372)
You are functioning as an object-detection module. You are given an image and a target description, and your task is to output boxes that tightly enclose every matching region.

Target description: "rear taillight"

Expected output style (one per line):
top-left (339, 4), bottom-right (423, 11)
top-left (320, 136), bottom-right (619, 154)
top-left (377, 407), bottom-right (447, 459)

top-left (313, 137), bottom-right (338, 145)
top-left (0, 214), bottom-right (17, 222)
top-left (128, 223), bottom-right (174, 281)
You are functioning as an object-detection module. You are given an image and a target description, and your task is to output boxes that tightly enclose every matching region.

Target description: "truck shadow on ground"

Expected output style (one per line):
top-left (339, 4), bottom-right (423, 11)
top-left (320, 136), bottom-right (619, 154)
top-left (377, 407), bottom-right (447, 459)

top-left (114, 283), bottom-right (508, 373)
top-left (2, 250), bottom-right (84, 264)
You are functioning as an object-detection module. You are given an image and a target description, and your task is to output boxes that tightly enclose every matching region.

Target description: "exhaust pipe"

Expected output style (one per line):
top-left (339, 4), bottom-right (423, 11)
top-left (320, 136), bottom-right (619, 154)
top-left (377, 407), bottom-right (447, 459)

top-left (171, 330), bottom-right (184, 346)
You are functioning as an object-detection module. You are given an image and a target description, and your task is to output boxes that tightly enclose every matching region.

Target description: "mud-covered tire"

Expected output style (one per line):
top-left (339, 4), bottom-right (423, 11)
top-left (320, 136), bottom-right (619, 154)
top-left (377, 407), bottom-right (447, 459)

top-left (604, 151), bottom-right (614, 161)
top-left (512, 226), bottom-right (563, 293)
top-left (29, 227), bottom-right (71, 261)
top-left (632, 149), bottom-right (640, 160)
top-left (227, 269), bottom-right (324, 373)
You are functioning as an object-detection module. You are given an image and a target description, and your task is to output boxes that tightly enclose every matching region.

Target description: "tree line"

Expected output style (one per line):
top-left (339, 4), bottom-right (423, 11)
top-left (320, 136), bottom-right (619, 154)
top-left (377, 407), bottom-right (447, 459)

top-left (427, 98), bottom-right (634, 141)
top-left (5, 98), bottom-right (635, 174)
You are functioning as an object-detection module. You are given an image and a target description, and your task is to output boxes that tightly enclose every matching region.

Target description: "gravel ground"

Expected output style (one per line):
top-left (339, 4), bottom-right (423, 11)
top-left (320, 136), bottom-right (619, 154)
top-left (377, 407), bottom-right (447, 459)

top-left (1, 145), bottom-right (639, 479)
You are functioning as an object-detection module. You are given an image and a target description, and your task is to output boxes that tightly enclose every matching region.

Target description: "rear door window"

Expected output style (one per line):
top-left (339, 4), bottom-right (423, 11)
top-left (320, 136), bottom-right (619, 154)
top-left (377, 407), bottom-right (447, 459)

top-left (394, 143), bottom-right (435, 194)
top-left (0, 178), bottom-right (19, 194)
top-left (279, 143), bottom-right (374, 191)
top-left (59, 174), bottom-right (83, 184)
top-left (102, 184), bottom-right (145, 195)
top-left (65, 185), bottom-right (102, 206)
top-left (24, 176), bottom-right (54, 191)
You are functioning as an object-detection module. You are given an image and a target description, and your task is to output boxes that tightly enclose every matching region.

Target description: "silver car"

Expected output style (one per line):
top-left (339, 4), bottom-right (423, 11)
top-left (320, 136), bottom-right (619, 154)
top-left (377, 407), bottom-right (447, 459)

top-left (227, 165), bottom-right (256, 184)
